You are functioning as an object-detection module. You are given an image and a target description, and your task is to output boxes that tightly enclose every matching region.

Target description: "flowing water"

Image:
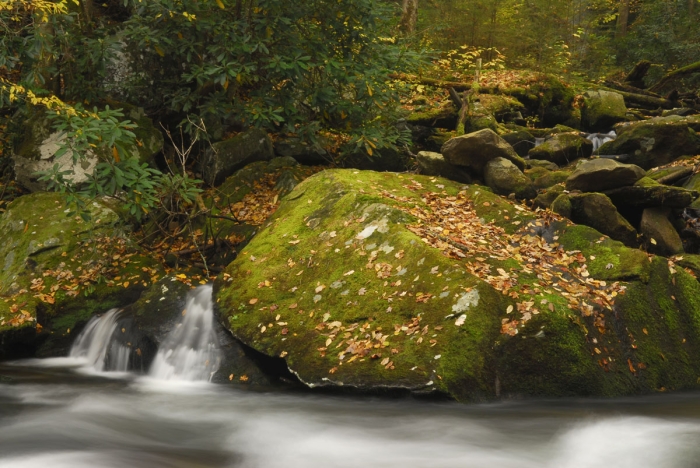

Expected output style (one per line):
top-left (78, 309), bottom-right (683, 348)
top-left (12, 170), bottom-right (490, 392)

top-left (2, 285), bottom-right (700, 467)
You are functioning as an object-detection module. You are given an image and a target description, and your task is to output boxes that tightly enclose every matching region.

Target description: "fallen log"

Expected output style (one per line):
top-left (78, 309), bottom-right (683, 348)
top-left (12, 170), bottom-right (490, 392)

top-left (388, 73), bottom-right (473, 92)
top-left (650, 61), bottom-right (700, 92)
top-left (601, 86), bottom-right (678, 109)
top-left (602, 80), bottom-right (661, 98)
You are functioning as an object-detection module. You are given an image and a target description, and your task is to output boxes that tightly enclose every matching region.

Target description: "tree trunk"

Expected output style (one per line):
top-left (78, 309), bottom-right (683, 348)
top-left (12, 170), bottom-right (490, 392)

top-left (616, 0), bottom-right (630, 38)
top-left (690, 0), bottom-right (695, 15)
top-left (398, 0), bottom-right (418, 35)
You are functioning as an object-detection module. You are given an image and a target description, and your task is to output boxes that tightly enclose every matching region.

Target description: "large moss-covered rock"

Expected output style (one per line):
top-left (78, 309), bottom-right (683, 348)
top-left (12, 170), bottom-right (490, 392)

top-left (484, 157), bottom-right (536, 199)
top-left (12, 105), bottom-right (163, 192)
top-left (528, 133), bottom-right (593, 166)
top-left (201, 129), bottom-right (274, 186)
top-left (0, 193), bottom-right (163, 359)
top-left (216, 169), bottom-right (700, 401)
top-left (566, 159), bottom-right (645, 192)
top-left (581, 90), bottom-right (628, 132)
top-left (599, 119), bottom-right (700, 169)
top-left (442, 129), bottom-right (526, 174)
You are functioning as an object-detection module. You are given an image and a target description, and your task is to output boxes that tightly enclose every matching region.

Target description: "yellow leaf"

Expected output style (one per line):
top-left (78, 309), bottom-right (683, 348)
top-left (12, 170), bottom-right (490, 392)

top-left (112, 145), bottom-right (120, 162)
top-left (216, 0), bottom-right (225, 9)
top-left (154, 45), bottom-right (165, 57)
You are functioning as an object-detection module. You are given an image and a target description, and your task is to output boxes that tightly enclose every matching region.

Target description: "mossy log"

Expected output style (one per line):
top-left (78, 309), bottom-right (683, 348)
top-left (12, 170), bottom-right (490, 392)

top-left (601, 87), bottom-right (678, 110)
top-left (650, 61), bottom-right (700, 93)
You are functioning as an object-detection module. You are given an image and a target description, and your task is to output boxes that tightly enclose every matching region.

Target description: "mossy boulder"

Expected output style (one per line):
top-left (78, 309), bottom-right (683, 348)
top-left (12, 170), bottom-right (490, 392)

top-left (484, 157), bottom-right (537, 199)
top-left (528, 133), bottom-right (593, 166)
top-left (569, 193), bottom-right (638, 246)
top-left (216, 169), bottom-right (700, 401)
top-left (274, 137), bottom-right (328, 166)
top-left (581, 90), bottom-right (628, 132)
top-left (599, 119), bottom-right (700, 169)
top-left (566, 159), bottom-right (645, 192)
top-left (416, 151), bottom-right (471, 184)
top-left (0, 192), bottom-right (164, 359)
top-left (534, 185), bottom-right (565, 209)
top-left (640, 208), bottom-right (684, 256)
top-left (201, 129), bottom-right (274, 186)
top-left (442, 129), bottom-right (526, 175)
top-left (12, 105), bottom-right (163, 192)
top-left (526, 166), bottom-right (570, 189)
top-left (508, 74), bottom-right (580, 128)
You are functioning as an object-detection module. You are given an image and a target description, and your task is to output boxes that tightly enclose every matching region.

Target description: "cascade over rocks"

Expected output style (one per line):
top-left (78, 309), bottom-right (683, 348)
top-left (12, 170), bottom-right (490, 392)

top-left (528, 132), bottom-right (593, 166)
top-left (565, 159), bottom-right (646, 192)
top-left (215, 169), bottom-right (700, 401)
top-left (441, 129), bottom-right (526, 174)
top-left (0, 192), bottom-right (163, 359)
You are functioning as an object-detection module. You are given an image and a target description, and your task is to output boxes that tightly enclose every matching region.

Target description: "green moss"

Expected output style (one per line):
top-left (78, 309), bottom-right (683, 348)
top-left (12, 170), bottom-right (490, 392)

top-left (215, 169), bottom-right (700, 401)
top-left (557, 224), bottom-right (649, 281)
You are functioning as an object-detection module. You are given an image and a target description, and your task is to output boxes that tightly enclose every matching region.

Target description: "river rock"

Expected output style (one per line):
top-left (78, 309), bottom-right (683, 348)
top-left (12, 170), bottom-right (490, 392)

top-left (640, 208), bottom-right (684, 256)
top-left (442, 129), bottom-right (526, 174)
top-left (416, 151), bottom-right (471, 184)
top-left (501, 130), bottom-right (536, 157)
top-left (565, 159), bottom-right (645, 192)
top-left (216, 169), bottom-right (700, 401)
top-left (581, 90), bottom-right (628, 132)
top-left (534, 185), bottom-right (565, 209)
top-left (604, 178), bottom-right (699, 208)
top-left (484, 158), bottom-right (537, 199)
top-left (274, 137), bottom-right (328, 166)
top-left (569, 193), bottom-right (638, 246)
top-left (12, 105), bottom-right (163, 192)
top-left (112, 277), bottom-right (274, 386)
top-left (0, 192), bottom-right (163, 359)
top-left (201, 128), bottom-right (274, 186)
top-left (526, 166), bottom-right (570, 189)
top-left (528, 133), bottom-right (593, 166)
top-left (598, 119), bottom-right (700, 169)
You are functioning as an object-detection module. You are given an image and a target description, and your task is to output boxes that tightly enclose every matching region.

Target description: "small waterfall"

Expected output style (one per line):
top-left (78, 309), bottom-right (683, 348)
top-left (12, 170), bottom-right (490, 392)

top-left (69, 309), bottom-right (130, 372)
top-left (586, 130), bottom-right (617, 152)
top-left (148, 285), bottom-right (222, 382)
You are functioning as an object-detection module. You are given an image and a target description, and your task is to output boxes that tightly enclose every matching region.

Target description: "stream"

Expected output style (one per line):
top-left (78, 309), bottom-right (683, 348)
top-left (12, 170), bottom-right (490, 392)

top-left (1, 286), bottom-right (700, 467)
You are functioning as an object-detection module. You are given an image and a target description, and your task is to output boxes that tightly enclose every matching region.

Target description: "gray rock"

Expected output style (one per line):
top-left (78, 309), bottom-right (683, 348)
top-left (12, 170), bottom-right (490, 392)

top-left (581, 90), bottom-right (628, 132)
top-left (201, 129), bottom-right (274, 186)
top-left (551, 193), bottom-right (572, 218)
top-left (275, 138), bottom-right (328, 165)
top-left (527, 159), bottom-right (560, 171)
top-left (484, 157), bottom-right (537, 199)
top-left (569, 193), bottom-right (638, 246)
top-left (12, 106), bottom-right (163, 192)
top-left (416, 151), bottom-right (471, 184)
top-left (640, 208), bottom-right (684, 256)
top-left (528, 132), bottom-right (593, 166)
top-left (565, 159), bottom-right (645, 192)
top-left (441, 129), bottom-right (526, 174)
